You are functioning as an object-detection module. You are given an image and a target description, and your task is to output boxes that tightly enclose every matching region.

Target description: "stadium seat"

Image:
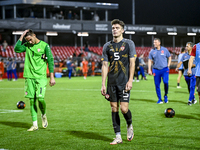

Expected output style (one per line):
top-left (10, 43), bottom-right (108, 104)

top-left (0, 45), bottom-right (181, 62)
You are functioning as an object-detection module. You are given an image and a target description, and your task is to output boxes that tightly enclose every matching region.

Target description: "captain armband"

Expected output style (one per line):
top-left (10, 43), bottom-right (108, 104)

top-left (41, 54), bottom-right (47, 60)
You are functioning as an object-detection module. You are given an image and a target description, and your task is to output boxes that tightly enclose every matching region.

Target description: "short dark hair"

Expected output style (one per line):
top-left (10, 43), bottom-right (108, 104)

top-left (154, 38), bottom-right (161, 43)
top-left (186, 42), bottom-right (194, 48)
top-left (24, 29), bottom-right (34, 37)
top-left (181, 47), bottom-right (185, 52)
top-left (111, 19), bottom-right (125, 29)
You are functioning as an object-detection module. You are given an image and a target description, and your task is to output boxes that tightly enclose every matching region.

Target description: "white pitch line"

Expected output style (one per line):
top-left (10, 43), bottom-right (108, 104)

top-left (0, 88), bottom-right (24, 90)
top-left (0, 109), bottom-right (23, 113)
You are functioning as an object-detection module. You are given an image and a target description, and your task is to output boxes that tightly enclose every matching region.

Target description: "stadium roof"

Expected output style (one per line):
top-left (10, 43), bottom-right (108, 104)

top-left (0, 0), bottom-right (118, 10)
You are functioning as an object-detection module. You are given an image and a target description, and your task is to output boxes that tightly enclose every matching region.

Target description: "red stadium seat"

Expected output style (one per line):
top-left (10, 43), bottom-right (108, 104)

top-left (0, 45), bottom-right (182, 61)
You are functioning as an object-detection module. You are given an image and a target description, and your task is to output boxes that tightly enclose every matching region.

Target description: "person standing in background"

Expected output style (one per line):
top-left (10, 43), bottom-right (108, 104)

top-left (176, 42), bottom-right (197, 105)
top-left (82, 58), bottom-right (88, 79)
top-left (6, 58), bottom-right (12, 81)
top-left (2, 40), bottom-right (8, 52)
top-left (66, 58), bottom-right (73, 79)
top-left (91, 59), bottom-right (95, 76)
top-left (12, 58), bottom-right (18, 81)
top-left (148, 38), bottom-right (171, 104)
top-left (138, 53), bottom-right (147, 80)
top-left (177, 47), bottom-right (185, 88)
top-left (188, 42), bottom-right (200, 104)
top-left (133, 56), bottom-right (140, 82)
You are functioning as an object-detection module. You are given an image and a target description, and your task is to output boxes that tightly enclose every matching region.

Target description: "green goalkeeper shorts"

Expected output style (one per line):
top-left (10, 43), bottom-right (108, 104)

top-left (24, 78), bottom-right (47, 98)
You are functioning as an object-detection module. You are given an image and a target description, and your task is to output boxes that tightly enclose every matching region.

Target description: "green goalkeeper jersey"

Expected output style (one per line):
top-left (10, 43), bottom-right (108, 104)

top-left (14, 40), bottom-right (54, 79)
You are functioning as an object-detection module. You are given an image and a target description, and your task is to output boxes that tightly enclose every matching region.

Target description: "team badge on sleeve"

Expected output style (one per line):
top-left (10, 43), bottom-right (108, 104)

top-left (38, 49), bottom-right (41, 52)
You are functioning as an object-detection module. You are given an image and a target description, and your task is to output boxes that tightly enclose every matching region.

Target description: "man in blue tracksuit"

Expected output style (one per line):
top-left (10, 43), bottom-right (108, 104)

top-left (188, 42), bottom-right (200, 104)
top-left (176, 42), bottom-right (197, 105)
top-left (66, 58), bottom-right (73, 79)
top-left (148, 38), bottom-right (171, 104)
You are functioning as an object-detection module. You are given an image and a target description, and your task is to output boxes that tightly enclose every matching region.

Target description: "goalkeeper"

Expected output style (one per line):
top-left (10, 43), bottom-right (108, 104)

top-left (14, 29), bottom-right (56, 131)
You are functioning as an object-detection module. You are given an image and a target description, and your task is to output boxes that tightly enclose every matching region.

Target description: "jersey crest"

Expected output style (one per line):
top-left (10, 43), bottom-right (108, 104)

top-left (120, 46), bottom-right (125, 51)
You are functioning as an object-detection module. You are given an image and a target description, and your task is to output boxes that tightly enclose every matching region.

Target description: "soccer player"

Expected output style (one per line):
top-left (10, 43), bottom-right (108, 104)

top-left (133, 57), bottom-right (140, 82)
top-left (188, 42), bottom-right (200, 104)
top-left (82, 58), bottom-right (88, 79)
top-left (176, 42), bottom-right (197, 105)
top-left (91, 60), bottom-right (95, 76)
top-left (177, 47), bottom-right (185, 88)
top-left (14, 29), bottom-right (55, 131)
top-left (6, 58), bottom-right (13, 81)
top-left (12, 58), bottom-right (18, 81)
top-left (138, 53), bottom-right (147, 80)
top-left (101, 19), bottom-right (136, 145)
top-left (66, 58), bottom-right (73, 79)
top-left (148, 38), bottom-right (171, 104)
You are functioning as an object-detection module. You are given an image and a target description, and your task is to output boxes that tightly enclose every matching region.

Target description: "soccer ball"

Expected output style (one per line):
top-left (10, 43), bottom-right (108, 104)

top-left (164, 108), bottom-right (175, 118)
top-left (17, 101), bottom-right (26, 109)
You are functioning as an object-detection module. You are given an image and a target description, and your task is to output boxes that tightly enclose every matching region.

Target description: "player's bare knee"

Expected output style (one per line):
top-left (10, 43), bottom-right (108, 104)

top-left (111, 106), bottom-right (118, 112)
top-left (120, 107), bottom-right (128, 114)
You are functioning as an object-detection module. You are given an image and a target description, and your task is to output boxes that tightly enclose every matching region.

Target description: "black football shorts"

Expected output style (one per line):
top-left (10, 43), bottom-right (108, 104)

top-left (178, 69), bottom-right (184, 74)
top-left (107, 84), bottom-right (130, 103)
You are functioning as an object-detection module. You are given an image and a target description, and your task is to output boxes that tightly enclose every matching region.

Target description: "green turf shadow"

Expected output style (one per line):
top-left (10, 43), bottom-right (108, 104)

top-left (66, 130), bottom-right (111, 142)
top-left (175, 114), bottom-right (200, 120)
top-left (135, 134), bottom-right (200, 149)
top-left (168, 99), bottom-right (187, 104)
top-left (191, 113), bottom-right (200, 117)
top-left (136, 133), bottom-right (200, 141)
top-left (0, 121), bottom-right (30, 128)
top-left (131, 98), bottom-right (156, 103)
top-left (174, 91), bottom-right (188, 94)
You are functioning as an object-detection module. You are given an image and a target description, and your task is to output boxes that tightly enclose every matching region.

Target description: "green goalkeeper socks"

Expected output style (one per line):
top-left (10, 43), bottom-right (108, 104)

top-left (38, 98), bottom-right (46, 115)
top-left (30, 98), bottom-right (37, 122)
top-left (29, 98), bottom-right (46, 122)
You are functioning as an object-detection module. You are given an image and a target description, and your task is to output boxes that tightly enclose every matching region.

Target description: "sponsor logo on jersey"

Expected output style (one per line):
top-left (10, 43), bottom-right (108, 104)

top-left (122, 54), bottom-right (128, 57)
top-left (38, 49), bottom-right (41, 52)
top-left (120, 46), bottom-right (125, 51)
top-left (110, 49), bottom-right (114, 51)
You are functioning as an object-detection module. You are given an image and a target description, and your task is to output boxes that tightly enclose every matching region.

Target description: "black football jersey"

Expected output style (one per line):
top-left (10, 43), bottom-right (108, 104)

top-left (102, 38), bottom-right (136, 86)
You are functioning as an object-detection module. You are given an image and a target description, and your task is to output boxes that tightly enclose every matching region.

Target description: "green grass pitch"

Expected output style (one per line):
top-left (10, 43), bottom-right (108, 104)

top-left (0, 74), bottom-right (200, 150)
